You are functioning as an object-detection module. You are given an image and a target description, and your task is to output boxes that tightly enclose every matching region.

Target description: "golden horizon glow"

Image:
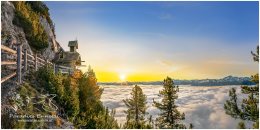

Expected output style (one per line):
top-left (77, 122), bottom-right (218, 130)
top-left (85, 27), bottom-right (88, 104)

top-left (77, 39), bottom-right (258, 82)
top-left (80, 63), bottom-right (258, 82)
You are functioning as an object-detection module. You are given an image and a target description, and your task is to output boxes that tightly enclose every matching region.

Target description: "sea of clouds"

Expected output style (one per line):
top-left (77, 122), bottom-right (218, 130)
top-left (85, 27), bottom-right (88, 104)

top-left (101, 85), bottom-right (252, 129)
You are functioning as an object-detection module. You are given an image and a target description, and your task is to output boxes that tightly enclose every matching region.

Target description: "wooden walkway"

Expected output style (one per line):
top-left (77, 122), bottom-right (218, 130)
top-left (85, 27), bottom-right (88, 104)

top-left (1, 43), bottom-right (72, 84)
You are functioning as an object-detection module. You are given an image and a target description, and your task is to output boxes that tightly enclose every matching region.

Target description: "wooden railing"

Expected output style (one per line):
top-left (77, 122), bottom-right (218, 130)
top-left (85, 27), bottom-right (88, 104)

top-left (1, 44), bottom-right (72, 84)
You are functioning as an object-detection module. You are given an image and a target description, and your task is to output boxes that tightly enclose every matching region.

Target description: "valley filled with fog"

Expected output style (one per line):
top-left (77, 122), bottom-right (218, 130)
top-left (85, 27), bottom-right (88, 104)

top-left (101, 85), bottom-right (251, 129)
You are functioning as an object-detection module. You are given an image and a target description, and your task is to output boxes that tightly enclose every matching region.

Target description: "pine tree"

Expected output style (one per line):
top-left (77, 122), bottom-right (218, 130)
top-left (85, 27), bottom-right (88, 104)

top-left (95, 107), bottom-right (119, 128)
top-left (75, 66), bottom-right (104, 128)
top-left (24, 64), bottom-right (119, 128)
top-left (224, 46), bottom-right (259, 128)
top-left (223, 88), bottom-right (242, 118)
top-left (74, 66), bottom-right (119, 128)
top-left (78, 66), bottom-right (103, 115)
top-left (153, 77), bottom-right (186, 129)
top-left (123, 85), bottom-right (150, 128)
top-left (63, 71), bottom-right (80, 122)
top-left (147, 115), bottom-right (154, 128)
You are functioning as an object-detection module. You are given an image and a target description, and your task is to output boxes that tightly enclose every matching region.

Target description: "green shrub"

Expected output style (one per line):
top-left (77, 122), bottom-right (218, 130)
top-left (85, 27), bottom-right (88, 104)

top-left (26, 1), bottom-right (54, 28)
top-left (35, 66), bottom-right (65, 103)
top-left (12, 1), bottom-right (49, 51)
top-left (28, 66), bottom-right (119, 128)
top-left (1, 83), bottom-right (49, 129)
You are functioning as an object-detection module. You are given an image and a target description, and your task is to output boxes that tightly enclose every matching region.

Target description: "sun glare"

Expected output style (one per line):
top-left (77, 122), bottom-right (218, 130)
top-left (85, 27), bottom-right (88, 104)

top-left (119, 74), bottom-right (126, 81)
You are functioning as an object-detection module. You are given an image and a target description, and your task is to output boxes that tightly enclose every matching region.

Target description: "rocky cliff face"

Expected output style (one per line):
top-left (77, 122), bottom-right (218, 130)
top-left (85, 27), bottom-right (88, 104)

top-left (1, 2), bottom-right (74, 129)
top-left (1, 1), bottom-right (64, 93)
top-left (1, 1), bottom-right (63, 60)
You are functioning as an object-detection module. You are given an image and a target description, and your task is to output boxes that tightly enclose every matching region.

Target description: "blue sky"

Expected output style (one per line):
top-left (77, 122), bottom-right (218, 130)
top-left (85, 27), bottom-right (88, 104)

top-left (46, 1), bottom-right (259, 81)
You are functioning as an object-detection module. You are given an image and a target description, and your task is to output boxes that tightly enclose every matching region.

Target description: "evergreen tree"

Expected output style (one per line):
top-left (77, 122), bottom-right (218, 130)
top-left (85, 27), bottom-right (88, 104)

top-left (78, 66), bottom-right (103, 114)
top-left (28, 65), bottom-right (120, 128)
top-left (95, 107), bottom-right (119, 128)
top-left (224, 88), bottom-right (242, 118)
top-left (147, 115), bottom-right (154, 128)
top-left (63, 72), bottom-right (80, 122)
top-left (224, 46), bottom-right (259, 128)
top-left (153, 77), bottom-right (186, 129)
top-left (123, 85), bottom-right (150, 128)
top-left (75, 66), bottom-right (119, 128)
top-left (75, 66), bottom-right (103, 128)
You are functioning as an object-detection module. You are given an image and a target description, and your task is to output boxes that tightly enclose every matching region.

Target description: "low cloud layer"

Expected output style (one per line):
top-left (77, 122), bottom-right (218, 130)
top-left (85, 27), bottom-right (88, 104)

top-left (101, 85), bottom-right (252, 128)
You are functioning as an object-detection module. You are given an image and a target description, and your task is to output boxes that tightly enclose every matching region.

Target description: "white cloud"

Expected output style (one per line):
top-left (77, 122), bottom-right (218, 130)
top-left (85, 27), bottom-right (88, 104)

top-left (101, 85), bottom-right (253, 128)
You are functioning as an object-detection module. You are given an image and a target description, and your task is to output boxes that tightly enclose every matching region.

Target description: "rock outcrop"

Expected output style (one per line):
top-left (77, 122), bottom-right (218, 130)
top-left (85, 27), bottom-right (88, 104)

top-left (1, 1), bottom-right (74, 129)
top-left (1, 1), bottom-right (63, 60)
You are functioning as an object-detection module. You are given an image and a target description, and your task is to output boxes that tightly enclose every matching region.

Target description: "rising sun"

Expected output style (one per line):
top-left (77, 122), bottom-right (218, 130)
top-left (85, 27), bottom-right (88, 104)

top-left (119, 74), bottom-right (126, 81)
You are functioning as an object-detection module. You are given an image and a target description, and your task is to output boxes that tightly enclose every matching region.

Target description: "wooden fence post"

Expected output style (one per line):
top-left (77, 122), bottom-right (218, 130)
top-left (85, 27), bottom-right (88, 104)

top-left (35, 53), bottom-right (38, 71)
top-left (23, 48), bottom-right (27, 73)
top-left (17, 44), bottom-right (22, 84)
top-left (53, 63), bottom-right (56, 74)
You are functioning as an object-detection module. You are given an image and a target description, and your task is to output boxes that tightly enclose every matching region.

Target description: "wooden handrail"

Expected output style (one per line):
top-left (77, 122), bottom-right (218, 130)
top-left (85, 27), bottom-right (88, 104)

top-left (1, 45), bottom-right (16, 54)
top-left (27, 53), bottom-right (35, 59)
top-left (1, 61), bottom-right (16, 65)
top-left (37, 57), bottom-right (45, 63)
top-left (5, 66), bottom-right (16, 70)
top-left (38, 61), bottom-right (45, 65)
top-left (28, 64), bottom-right (34, 68)
top-left (27, 59), bottom-right (35, 63)
top-left (61, 71), bottom-right (69, 74)
top-left (47, 61), bottom-right (53, 65)
top-left (1, 45), bottom-right (74, 84)
top-left (57, 65), bottom-right (71, 69)
top-left (1, 72), bottom-right (16, 83)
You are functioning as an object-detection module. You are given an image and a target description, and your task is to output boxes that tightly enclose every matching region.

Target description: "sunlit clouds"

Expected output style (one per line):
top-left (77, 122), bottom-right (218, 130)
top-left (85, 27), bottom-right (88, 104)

top-left (101, 85), bottom-right (253, 128)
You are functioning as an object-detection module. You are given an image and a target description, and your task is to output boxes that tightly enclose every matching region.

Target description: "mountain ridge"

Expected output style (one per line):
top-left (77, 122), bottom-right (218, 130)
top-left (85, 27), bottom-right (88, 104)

top-left (98, 75), bottom-right (255, 86)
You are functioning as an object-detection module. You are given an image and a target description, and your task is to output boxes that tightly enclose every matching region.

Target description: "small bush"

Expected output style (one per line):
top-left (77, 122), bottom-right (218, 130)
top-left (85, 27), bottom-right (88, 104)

top-left (12, 1), bottom-right (49, 51)
top-left (26, 65), bottom-right (120, 128)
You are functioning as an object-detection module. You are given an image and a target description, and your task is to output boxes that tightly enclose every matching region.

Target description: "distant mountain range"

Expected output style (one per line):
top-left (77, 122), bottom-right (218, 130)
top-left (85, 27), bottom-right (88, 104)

top-left (98, 76), bottom-right (255, 86)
